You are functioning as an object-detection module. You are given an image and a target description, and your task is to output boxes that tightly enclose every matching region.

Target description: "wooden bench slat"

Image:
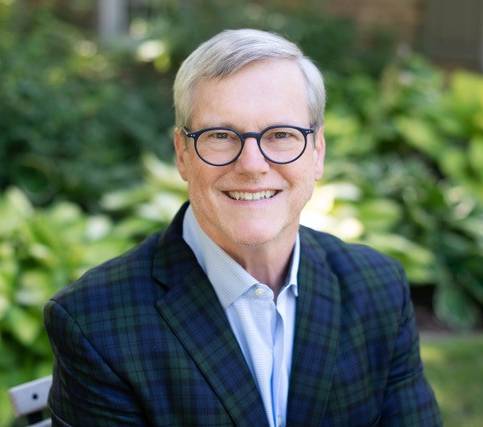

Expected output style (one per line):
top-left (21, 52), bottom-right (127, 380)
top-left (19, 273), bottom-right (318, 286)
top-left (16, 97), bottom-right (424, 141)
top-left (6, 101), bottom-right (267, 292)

top-left (8, 376), bottom-right (52, 416)
top-left (30, 420), bottom-right (52, 427)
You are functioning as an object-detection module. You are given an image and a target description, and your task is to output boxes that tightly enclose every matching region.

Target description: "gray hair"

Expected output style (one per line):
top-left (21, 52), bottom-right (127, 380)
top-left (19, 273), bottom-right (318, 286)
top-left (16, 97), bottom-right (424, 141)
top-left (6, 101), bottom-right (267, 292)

top-left (173, 28), bottom-right (326, 128)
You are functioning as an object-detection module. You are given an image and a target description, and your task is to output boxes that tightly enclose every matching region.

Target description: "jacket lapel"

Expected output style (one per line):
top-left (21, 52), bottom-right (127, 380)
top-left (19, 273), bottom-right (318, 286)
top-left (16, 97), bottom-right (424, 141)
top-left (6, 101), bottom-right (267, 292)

top-left (152, 205), bottom-right (268, 427)
top-left (286, 227), bottom-right (341, 425)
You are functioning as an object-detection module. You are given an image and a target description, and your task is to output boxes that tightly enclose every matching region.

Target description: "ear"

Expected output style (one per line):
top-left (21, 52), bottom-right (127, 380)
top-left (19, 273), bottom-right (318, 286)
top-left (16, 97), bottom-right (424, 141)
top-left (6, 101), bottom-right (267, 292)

top-left (313, 127), bottom-right (325, 180)
top-left (173, 128), bottom-right (189, 182)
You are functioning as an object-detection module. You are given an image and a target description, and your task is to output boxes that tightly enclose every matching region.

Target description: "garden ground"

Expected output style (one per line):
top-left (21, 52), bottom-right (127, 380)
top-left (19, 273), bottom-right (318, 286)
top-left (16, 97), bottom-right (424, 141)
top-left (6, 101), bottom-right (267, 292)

top-left (421, 334), bottom-right (483, 427)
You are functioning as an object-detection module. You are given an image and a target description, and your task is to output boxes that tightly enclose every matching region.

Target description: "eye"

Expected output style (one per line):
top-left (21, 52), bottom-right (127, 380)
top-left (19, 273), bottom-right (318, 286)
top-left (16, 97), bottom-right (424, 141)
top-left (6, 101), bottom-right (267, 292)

top-left (264, 129), bottom-right (296, 140)
top-left (274, 131), bottom-right (290, 139)
top-left (200, 129), bottom-right (239, 145)
top-left (212, 132), bottom-right (228, 139)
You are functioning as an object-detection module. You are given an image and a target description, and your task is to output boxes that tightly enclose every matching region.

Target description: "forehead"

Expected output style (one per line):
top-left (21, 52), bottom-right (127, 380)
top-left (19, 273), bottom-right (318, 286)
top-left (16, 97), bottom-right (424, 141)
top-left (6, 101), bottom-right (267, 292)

top-left (190, 59), bottom-right (310, 129)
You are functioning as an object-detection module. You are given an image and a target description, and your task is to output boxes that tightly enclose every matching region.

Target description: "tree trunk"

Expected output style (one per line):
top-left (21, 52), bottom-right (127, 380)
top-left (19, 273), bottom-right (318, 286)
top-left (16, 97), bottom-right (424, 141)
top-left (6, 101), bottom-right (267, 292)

top-left (98, 0), bottom-right (128, 42)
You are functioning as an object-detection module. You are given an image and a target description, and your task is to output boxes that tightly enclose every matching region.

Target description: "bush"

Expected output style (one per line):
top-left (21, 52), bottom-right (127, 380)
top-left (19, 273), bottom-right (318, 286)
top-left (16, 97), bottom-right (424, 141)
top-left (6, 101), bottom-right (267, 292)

top-left (0, 159), bottom-right (184, 424)
top-left (315, 54), bottom-right (483, 329)
top-left (0, 0), bottom-right (397, 212)
top-left (3, 1), bottom-right (480, 328)
top-left (0, 4), bottom-right (174, 210)
top-left (0, 188), bottom-right (127, 424)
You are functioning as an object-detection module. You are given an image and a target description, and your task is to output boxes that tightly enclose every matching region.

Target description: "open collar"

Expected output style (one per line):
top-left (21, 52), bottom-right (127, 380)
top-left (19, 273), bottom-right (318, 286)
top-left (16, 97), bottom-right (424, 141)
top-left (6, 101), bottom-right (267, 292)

top-left (182, 204), bottom-right (300, 309)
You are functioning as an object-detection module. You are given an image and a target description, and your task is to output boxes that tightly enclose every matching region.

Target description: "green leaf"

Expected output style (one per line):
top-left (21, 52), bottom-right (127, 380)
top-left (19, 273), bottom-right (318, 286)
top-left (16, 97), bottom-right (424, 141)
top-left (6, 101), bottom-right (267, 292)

top-left (136, 193), bottom-right (185, 222)
top-left (16, 269), bottom-right (53, 306)
top-left (143, 153), bottom-right (187, 192)
top-left (469, 137), bottom-right (483, 179)
top-left (0, 188), bottom-right (33, 236)
top-left (358, 198), bottom-right (402, 231)
top-left (5, 187), bottom-right (33, 217)
top-left (4, 306), bottom-right (41, 346)
top-left (455, 216), bottom-right (483, 241)
top-left (460, 272), bottom-right (483, 304)
top-left (439, 147), bottom-right (468, 181)
top-left (364, 232), bottom-right (436, 283)
top-left (449, 71), bottom-right (483, 129)
top-left (80, 238), bottom-right (132, 266)
top-left (47, 201), bottom-right (83, 225)
top-left (0, 294), bottom-right (8, 320)
top-left (395, 116), bottom-right (442, 157)
top-left (434, 286), bottom-right (481, 330)
top-left (100, 186), bottom-right (155, 211)
top-left (85, 215), bottom-right (112, 241)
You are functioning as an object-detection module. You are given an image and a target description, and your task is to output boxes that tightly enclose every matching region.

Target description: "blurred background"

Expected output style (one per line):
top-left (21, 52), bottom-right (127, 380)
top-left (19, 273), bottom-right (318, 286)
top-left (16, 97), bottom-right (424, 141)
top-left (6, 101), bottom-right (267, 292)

top-left (0, 0), bottom-right (482, 425)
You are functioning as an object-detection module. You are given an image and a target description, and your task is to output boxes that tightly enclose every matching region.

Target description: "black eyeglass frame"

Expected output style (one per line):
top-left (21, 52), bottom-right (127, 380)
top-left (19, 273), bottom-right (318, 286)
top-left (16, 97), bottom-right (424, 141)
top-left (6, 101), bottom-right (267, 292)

top-left (182, 125), bottom-right (315, 166)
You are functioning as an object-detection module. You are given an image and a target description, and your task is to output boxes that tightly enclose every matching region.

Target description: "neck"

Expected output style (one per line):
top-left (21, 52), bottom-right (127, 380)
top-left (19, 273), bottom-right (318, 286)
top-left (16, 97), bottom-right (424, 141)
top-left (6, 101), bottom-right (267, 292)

top-left (216, 232), bottom-right (297, 296)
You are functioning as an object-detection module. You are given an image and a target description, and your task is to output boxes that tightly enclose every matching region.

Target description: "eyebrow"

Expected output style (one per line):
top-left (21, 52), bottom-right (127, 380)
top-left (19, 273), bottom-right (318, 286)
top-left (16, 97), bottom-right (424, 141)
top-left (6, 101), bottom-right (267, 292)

top-left (194, 121), bottom-right (300, 131)
top-left (194, 121), bottom-right (239, 130)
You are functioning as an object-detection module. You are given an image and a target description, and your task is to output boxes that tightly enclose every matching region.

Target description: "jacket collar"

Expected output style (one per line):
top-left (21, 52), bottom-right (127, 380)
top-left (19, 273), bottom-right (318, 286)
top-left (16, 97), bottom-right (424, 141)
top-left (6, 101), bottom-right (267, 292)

top-left (286, 226), bottom-right (341, 425)
top-left (152, 203), bottom-right (341, 426)
top-left (152, 203), bottom-right (269, 427)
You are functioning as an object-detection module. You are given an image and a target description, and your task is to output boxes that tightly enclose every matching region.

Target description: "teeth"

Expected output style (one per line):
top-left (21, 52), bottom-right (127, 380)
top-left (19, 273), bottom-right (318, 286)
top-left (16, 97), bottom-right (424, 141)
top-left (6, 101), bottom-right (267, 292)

top-left (227, 190), bottom-right (277, 201)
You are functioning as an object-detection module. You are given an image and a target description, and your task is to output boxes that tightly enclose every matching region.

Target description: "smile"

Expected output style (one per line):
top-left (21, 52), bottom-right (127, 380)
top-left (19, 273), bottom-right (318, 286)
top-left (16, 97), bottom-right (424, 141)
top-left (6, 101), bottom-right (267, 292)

top-left (225, 190), bottom-right (278, 201)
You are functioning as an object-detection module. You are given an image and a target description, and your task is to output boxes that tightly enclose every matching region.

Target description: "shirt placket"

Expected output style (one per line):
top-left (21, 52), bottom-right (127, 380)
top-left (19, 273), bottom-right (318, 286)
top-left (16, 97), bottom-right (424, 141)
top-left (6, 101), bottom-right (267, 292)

top-left (273, 288), bottom-right (290, 427)
top-left (252, 285), bottom-right (277, 426)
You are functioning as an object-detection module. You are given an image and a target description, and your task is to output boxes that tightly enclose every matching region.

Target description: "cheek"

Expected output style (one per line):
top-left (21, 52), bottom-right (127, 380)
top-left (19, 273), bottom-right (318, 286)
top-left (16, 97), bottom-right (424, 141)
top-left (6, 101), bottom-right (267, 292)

top-left (287, 167), bottom-right (317, 204)
top-left (186, 166), bottom-right (221, 200)
top-left (287, 160), bottom-right (315, 185)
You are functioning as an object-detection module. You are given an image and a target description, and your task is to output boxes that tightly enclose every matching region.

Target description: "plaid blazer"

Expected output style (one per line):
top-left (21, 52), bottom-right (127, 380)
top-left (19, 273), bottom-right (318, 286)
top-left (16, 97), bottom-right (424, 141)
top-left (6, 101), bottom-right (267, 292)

top-left (44, 203), bottom-right (441, 426)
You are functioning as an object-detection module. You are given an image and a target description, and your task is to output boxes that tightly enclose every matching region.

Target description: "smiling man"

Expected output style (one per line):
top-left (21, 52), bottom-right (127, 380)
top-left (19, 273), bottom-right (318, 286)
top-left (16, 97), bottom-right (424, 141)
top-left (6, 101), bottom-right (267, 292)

top-left (44, 29), bottom-right (441, 426)
top-left (175, 57), bottom-right (324, 292)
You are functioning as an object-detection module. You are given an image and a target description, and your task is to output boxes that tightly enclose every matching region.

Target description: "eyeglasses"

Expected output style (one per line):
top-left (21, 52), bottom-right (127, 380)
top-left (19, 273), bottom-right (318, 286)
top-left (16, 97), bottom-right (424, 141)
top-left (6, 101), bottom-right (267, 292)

top-left (183, 125), bottom-right (314, 166)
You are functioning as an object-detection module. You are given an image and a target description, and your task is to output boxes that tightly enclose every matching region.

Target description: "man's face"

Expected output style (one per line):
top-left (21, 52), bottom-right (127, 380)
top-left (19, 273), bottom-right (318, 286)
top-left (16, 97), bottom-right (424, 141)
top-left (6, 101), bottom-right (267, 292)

top-left (174, 59), bottom-right (325, 253)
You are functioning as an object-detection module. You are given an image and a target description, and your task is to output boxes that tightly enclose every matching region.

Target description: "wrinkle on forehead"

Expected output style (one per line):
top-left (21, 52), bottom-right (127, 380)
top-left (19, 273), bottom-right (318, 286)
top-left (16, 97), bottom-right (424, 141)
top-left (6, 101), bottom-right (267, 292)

top-left (189, 59), bottom-right (310, 131)
top-left (191, 119), bottom-right (304, 133)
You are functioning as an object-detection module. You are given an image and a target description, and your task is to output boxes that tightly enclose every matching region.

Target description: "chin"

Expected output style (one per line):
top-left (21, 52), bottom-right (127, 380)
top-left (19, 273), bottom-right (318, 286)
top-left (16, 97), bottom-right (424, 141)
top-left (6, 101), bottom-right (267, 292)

top-left (233, 235), bottom-right (273, 247)
top-left (228, 224), bottom-right (283, 247)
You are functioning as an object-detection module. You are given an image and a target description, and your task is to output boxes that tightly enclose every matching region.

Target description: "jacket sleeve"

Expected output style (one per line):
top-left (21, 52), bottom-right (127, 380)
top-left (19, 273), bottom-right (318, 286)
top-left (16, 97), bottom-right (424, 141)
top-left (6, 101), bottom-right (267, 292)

top-left (379, 265), bottom-right (442, 426)
top-left (44, 299), bottom-right (149, 426)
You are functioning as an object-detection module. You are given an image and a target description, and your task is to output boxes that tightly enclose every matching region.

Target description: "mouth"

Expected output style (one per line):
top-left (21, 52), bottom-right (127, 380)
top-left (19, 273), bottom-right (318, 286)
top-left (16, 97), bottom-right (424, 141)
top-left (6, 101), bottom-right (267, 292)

top-left (224, 190), bottom-right (280, 201)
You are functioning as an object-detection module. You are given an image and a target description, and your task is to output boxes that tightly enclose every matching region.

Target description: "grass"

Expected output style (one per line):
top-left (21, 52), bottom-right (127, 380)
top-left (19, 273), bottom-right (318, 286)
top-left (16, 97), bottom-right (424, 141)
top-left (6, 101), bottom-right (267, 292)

top-left (421, 334), bottom-right (483, 427)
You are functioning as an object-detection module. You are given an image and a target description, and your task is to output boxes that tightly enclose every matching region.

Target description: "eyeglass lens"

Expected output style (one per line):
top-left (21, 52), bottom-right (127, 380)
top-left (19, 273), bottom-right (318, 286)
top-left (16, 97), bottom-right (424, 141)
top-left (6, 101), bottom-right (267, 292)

top-left (195, 127), bottom-right (306, 165)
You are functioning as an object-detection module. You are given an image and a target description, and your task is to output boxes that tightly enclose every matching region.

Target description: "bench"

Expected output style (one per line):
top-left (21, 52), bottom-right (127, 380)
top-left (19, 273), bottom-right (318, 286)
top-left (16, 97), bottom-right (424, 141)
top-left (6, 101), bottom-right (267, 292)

top-left (8, 376), bottom-right (52, 427)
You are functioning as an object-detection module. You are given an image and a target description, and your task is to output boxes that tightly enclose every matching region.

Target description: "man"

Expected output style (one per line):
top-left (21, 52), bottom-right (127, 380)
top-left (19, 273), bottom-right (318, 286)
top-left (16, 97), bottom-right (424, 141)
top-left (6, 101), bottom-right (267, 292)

top-left (44, 29), bottom-right (441, 426)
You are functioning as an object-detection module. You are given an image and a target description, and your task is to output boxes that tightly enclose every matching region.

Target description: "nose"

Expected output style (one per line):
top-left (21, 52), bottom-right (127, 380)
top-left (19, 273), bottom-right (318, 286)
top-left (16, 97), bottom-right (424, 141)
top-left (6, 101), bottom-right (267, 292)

top-left (234, 136), bottom-right (270, 174)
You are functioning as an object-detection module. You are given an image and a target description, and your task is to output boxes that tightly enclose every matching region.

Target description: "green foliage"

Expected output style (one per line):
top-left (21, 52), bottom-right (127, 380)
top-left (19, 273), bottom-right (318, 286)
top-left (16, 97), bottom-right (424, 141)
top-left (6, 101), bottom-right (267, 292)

top-left (0, 187), bottom-right (131, 424)
top-left (100, 153), bottom-right (187, 238)
top-left (0, 159), bottom-right (184, 424)
top-left (0, 0), bottom-right (395, 211)
top-left (2, 1), bottom-right (480, 329)
top-left (421, 335), bottom-right (483, 427)
top-left (0, 4), bottom-right (174, 209)
top-left (316, 55), bottom-right (483, 329)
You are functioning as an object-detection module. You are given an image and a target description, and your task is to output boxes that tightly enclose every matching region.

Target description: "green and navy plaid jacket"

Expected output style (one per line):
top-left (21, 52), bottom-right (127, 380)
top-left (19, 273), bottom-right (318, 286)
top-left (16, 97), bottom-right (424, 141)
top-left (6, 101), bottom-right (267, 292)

top-left (44, 203), bottom-right (441, 426)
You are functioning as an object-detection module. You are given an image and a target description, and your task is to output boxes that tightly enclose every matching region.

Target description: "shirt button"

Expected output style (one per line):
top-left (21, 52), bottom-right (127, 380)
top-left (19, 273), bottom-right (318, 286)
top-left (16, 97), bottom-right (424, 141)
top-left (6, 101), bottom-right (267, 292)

top-left (255, 287), bottom-right (265, 297)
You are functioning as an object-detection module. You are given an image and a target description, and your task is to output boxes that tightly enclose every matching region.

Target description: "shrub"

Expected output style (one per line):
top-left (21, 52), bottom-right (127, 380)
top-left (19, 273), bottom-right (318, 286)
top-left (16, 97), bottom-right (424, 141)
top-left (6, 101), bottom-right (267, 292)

top-left (0, 4), bottom-right (174, 210)
top-left (0, 187), bottom-right (133, 424)
top-left (0, 160), bottom-right (184, 424)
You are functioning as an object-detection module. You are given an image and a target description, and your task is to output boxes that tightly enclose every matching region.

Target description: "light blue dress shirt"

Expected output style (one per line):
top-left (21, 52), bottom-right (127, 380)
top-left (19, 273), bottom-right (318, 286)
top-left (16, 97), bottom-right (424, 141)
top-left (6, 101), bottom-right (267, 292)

top-left (182, 206), bottom-right (299, 427)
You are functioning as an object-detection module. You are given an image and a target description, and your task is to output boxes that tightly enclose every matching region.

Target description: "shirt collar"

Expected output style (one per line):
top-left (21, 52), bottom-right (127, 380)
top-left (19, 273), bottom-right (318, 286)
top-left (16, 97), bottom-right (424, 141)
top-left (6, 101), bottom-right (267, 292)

top-left (182, 205), bottom-right (299, 309)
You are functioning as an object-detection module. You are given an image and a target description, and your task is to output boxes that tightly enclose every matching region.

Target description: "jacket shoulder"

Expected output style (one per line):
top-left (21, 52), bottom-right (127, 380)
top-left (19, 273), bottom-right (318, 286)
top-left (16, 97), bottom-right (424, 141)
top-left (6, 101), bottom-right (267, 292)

top-left (300, 226), bottom-right (408, 318)
top-left (46, 232), bottom-right (163, 325)
top-left (301, 226), bottom-right (404, 277)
